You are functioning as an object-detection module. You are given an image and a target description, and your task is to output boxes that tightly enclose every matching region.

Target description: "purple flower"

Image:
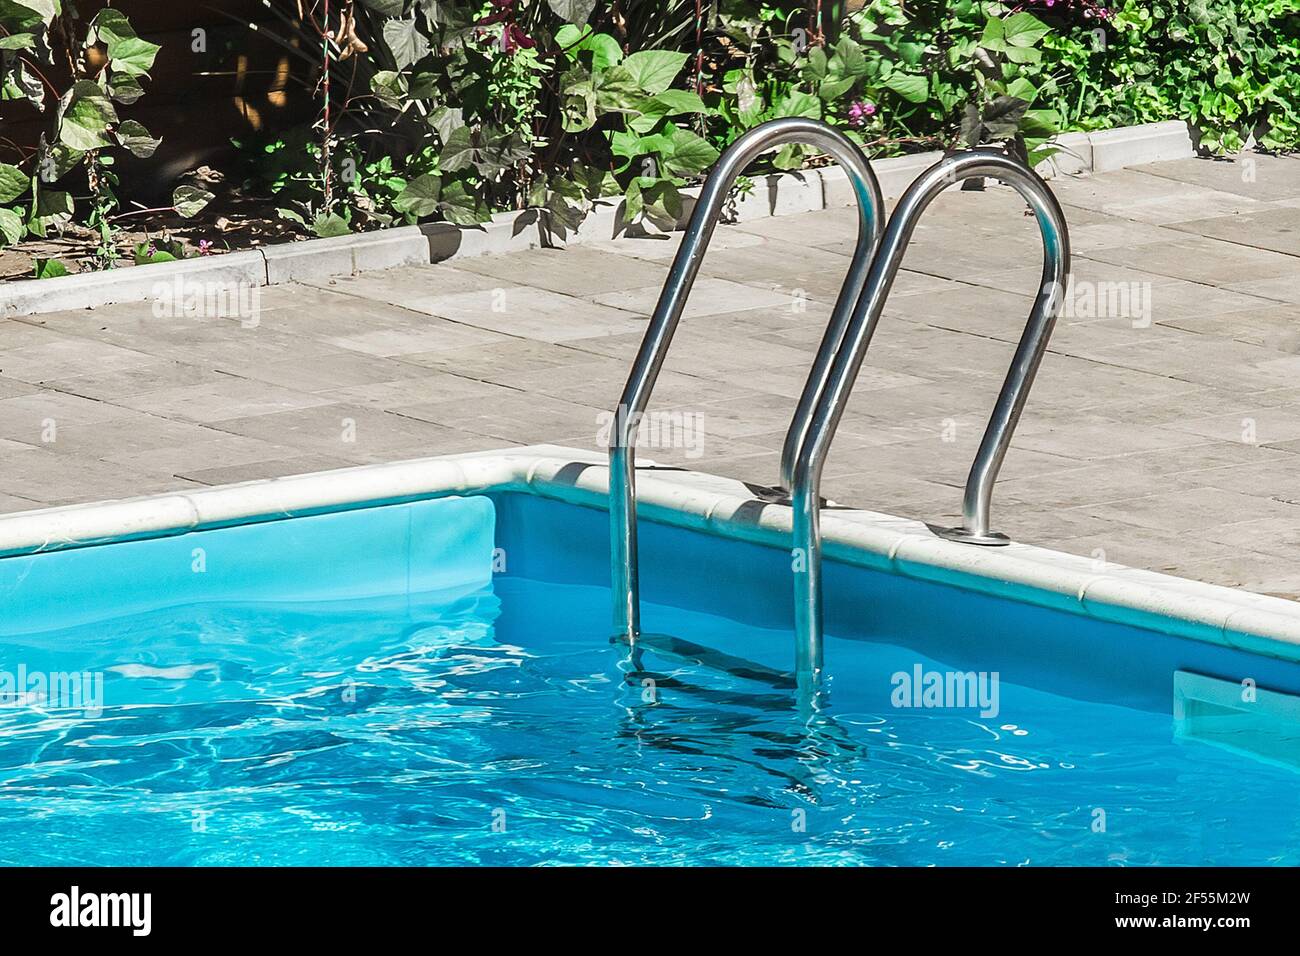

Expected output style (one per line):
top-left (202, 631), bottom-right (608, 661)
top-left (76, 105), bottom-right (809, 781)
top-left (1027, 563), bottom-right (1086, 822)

top-left (477, 0), bottom-right (534, 54)
top-left (198, 240), bottom-right (213, 257)
top-left (847, 100), bottom-right (878, 127)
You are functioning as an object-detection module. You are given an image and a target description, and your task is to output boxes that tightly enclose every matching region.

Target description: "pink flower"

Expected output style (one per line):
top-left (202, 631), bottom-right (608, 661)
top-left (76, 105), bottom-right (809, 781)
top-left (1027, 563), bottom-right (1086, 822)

top-left (847, 100), bottom-right (877, 127)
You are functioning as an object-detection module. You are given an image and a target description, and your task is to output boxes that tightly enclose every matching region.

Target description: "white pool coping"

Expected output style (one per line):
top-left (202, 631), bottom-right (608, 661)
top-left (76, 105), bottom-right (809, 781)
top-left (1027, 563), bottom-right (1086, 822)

top-left (0, 444), bottom-right (1296, 662)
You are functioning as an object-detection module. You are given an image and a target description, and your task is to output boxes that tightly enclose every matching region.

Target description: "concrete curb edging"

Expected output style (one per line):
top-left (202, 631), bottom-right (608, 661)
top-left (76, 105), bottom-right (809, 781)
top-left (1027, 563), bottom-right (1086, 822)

top-left (0, 119), bottom-right (1198, 319)
top-left (0, 443), bottom-right (1297, 662)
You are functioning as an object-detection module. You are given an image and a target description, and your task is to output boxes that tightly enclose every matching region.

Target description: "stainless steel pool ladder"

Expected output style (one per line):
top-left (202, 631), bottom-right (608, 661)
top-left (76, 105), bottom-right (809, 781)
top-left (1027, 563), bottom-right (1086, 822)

top-left (606, 120), bottom-right (1070, 698)
top-left (608, 117), bottom-right (886, 642)
top-left (789, 148), bottom-right (1071, 693)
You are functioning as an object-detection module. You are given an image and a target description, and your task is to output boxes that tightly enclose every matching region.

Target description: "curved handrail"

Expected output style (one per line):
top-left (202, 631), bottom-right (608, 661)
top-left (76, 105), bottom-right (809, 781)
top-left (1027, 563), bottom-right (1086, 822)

top-left (609, 117), bottom-right (885, 642)
top-left (789, 148), bottom-right (1070, 692)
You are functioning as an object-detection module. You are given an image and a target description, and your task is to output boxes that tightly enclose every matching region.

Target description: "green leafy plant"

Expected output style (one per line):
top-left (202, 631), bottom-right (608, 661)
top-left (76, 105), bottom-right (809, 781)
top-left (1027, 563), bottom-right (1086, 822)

top-left (0, 1), bottom-right (210, 264)
top-left (6, 0), bottom-right (1298, 272)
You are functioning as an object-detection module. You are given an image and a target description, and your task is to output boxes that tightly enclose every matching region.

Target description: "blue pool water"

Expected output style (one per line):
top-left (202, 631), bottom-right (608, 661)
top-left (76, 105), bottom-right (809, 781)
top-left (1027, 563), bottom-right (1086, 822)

top-left (1, 493), bottom-right (1298, 865)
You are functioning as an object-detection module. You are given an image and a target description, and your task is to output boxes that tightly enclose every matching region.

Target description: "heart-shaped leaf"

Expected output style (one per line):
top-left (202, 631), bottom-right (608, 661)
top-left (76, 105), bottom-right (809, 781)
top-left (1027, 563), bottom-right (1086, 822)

top-left (58, 80), bottom-right (118, 151)
top-left (619, 50), bottom-right (688, 95)
top-left (113, 119), bottom-right (160, 158)
top-left (383, 17), bottom-right (429, 71)
top-left (0, 162), bottom-right (27, 204)
top-left (394, 173), bottom-right (441, 217)
top-left (173, 185), bottom-right (214, 218)
top-left (0, 207), bottom-right (23, 247)
top-left (547, 0), bottom-right (596, 25)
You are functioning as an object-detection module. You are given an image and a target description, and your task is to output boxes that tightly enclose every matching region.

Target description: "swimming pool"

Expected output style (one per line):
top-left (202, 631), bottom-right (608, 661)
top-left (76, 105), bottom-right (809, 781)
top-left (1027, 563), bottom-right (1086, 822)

top-left (2, 447), bottom-right (1298, 866)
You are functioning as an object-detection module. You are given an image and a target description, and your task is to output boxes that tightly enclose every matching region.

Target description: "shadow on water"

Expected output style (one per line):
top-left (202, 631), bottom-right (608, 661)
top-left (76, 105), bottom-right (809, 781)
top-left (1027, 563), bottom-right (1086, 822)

top-left (610, 631), bottom-right (870, 804)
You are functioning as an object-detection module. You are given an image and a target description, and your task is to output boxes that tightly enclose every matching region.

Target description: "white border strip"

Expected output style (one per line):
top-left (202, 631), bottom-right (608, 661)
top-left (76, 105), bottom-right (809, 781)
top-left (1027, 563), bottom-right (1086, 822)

top-left (0, 120), bottom-right (1196, 318)
top-left (0, 443), bottom-right (1295, 663)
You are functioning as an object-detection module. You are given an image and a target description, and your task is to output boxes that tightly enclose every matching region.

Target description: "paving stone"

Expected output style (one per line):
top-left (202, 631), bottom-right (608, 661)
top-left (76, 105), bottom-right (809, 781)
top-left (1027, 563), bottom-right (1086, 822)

top-left (1044, 168), bottom-right (1264, 224)
top-left (319, 373), bottom-right (515, 408)
top-left (30, 415), bottom-right (220, 460)
top-left (1165, 405), bottom-right (1300, 445)
top-left (1066, 220), bottom-right (1188, 252)
top-left (389, 391), bottom-right (603, 446)
top-left (1085, 234), bottom-right (1300, 284)
top-left (224, 350), bottom-right (436, 392)
top-left (1140, 154), bottom-right (1300, 202)
top-left (1157, 303), bottom-right (1300, 350)
top-left (0, 375), bottom-right (39, 399)
top-left (419, 286), bottom-right (645, 342)
top-left (1169, 206), bottom-right (1300, 258)
top-left (302, 263), bottom-right (504, 305)
top-left (0, 333), bottom-right (155, 383)
top-left (177, 455), bottom-right (365, 486)
top-left (1220, 274), bottom-right (1300, 304)
top-left (103, 434), bottom-right (306, 475)
top-left (41, 361), bottom-right (228, 401)
top-left (588, 277), bottom-right (790, 319)
top-left (406, 338), bottom-right (596, 377)
top-left (0, 492), bottom-right (41, 513)
top-left (697, 241), bottom-right (856, 296)
top-left (452, 247), bottom-right (670, 296)
top-left (1067, 486), bottom-right (1300, 535)
top-left (211, 403), bottom-right (497, 463)
top-left (0, 391), bottom-right (138, 445)
top-left (119, 377), bottom-right (336, 423)
top-left (583, 226), bottom-right (764, 262)
top-left (731, 205), bottom-right (862, 245)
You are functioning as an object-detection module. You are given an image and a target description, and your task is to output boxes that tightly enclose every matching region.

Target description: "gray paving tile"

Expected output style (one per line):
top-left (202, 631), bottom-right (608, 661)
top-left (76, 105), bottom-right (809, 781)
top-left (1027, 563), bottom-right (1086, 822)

top-left (301, 263), bottom-right (504, 306)
top-left (1067, 486), bottom-right (1300, 534)
top-left (405, 338), bottom-right (597, 377)
top-left (419, 286), bottom-right (645, 342)
top-left (1157, 303), bottom-right (1300, 350)
top-left (41, 361), bottom-right (228, 401)
top-left (0, 492), bottom-right (42, 514)
top-left (103, 434), bottom-right (306, 475)
top-left (1044, 168), bottom-right (1264, 224)
top-left (1220, 274), bottom-right (1300, 304)
top-left (211, 403), bottom-right (499, 463)
top-left (1169, 206), bottom-right (1300, 258)
top-left (452, 247), bottom-right (670, 296)
top-left (0, 375), bottom-right (40, 399)
top-left (1140, 154), bottom-right (1300, 202)
top-left (0, 333), bottom-right (155, 383)
top-left (1085, 234), bottom-right (1300, 284)
top-left (118, 377), bottom-right (336, 424)
top-left (588, 277), bottom-right (790, 319)
top-left (583, 226), bottom-right (764, 261)
top-left (222, 351), bottom-right (436, 392)
top-left (177, 454), bottom-right (366, 486)
top-left (29, 415), bottom-right (220, 460)
top-left (1166, 404), bottom-right (1300, 445)
top-left (319, 372), bottom-right (516, 408)
top-left (389, 391), bottom-right (602, 446)
top-left (732, 205), bottom-right (862, 245)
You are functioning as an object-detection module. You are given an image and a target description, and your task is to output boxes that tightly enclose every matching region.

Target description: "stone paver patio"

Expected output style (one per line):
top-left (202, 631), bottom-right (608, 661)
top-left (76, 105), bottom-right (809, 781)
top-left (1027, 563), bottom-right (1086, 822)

top-left (2, 152), bottom-right (1300, 597)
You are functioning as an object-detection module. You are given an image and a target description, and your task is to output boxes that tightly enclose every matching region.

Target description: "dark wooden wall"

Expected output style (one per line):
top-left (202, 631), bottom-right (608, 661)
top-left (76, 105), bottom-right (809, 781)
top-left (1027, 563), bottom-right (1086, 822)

top-left (2, 0), bottom-right (316, 195)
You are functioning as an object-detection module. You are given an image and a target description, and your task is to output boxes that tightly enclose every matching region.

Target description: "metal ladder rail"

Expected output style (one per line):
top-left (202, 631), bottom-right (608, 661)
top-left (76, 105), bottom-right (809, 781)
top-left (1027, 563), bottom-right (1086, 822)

top-left (788, 148), bottom-right (1071, 693)
top-left (610, 117), bottom-right (885, 642)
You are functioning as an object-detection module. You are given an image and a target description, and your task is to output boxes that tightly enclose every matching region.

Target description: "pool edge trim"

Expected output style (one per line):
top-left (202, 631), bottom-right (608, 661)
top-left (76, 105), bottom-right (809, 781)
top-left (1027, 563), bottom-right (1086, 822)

top-left (0, 443), bottom-right (1295, 662)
